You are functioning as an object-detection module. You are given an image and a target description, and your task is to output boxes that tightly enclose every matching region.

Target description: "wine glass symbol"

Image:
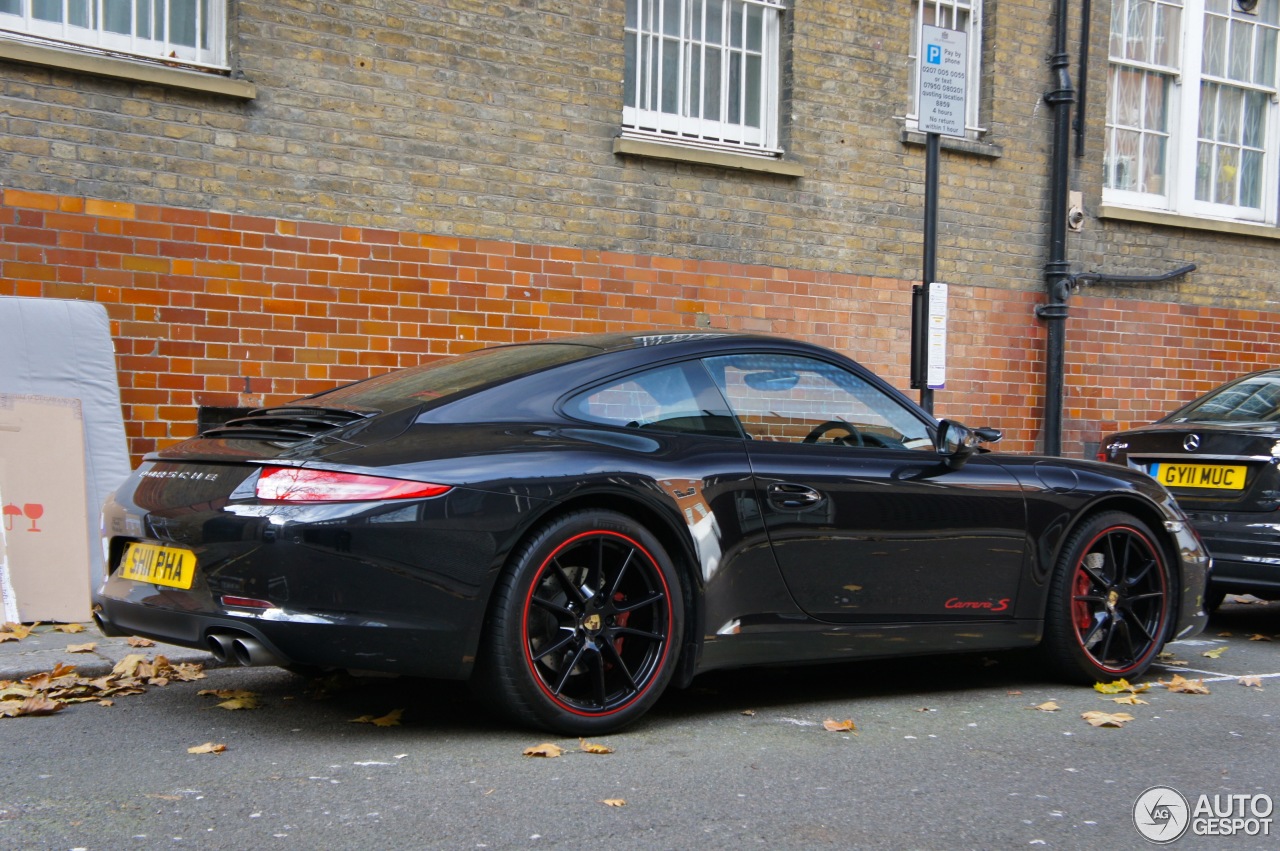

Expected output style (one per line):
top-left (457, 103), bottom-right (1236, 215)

top-left (23, 503), bottom-right (43, 533)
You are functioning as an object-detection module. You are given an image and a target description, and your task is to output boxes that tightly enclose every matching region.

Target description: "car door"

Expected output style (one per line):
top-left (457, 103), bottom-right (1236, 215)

top-left (702, 352), bottom-right (1028, 623)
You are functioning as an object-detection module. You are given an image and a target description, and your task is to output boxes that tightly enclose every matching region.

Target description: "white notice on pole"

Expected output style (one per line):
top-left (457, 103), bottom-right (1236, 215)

top-left (927, 282), bottom-right (947, 390)
top-left (918, 25), bottom-right (968, 138)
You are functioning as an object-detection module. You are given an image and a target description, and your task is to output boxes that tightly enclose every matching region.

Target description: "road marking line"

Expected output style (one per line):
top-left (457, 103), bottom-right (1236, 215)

top-left (1146, 668), bottom-right (1280, 684)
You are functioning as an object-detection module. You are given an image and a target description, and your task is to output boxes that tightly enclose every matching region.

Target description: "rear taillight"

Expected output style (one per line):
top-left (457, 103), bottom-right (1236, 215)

top-left (256, 466), bottom-right (451, 502)
top-left (221, 595), bottom-right (274, 609)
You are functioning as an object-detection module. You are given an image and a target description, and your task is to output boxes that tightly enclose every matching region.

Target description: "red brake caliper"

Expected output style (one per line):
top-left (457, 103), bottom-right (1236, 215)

top-left (612, 592), bottom-right (630, 658)
top-left (1072, 566), bottom-right (1093, 631)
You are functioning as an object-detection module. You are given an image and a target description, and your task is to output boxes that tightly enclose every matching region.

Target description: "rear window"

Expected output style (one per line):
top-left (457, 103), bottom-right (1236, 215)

top-left (307, 343), bottom-right (594, 408)
top-left (1171, 374), bottom-right (1280, 423)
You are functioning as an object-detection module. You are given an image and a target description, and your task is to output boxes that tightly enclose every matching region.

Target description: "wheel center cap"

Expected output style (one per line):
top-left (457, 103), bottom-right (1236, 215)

top-left (581, 613), bottom-right (603, 633)
top-left (1107, 590), bottom-right (1120, 609)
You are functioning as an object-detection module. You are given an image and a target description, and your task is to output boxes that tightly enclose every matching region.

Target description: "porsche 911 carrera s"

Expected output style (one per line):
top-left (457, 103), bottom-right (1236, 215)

top-left (96, 331), bottom-right (1209, 733)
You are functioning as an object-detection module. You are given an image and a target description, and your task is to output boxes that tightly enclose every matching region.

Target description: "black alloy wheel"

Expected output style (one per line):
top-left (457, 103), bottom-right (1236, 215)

top-left (1042, 511), bottom-right (1172, 682)
top-left (477, 509), bottom-right (683, 734)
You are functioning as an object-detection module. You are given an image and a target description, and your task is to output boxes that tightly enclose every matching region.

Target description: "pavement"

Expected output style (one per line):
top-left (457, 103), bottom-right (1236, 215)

top-left (0, 622), bottom-right (217, 681)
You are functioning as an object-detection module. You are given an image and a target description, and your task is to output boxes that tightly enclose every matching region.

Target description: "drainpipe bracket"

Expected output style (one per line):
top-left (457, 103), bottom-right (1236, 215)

top-left (1035, 302), bottom-right (1071, 321)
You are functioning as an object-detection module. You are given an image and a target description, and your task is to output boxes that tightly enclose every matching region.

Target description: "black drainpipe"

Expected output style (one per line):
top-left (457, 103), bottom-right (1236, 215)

top-left (1036, 0), bottom-right (1076, 457)
top-left (1036, 1), bottom-right (1196, 457)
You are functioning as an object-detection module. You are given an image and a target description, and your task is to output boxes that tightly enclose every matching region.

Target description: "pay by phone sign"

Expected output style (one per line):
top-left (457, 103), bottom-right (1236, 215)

top-left (918, 25), bottom-right (968, 138)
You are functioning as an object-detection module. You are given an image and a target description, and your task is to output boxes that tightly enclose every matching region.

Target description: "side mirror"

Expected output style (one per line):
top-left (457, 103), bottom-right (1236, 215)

top-left (935, 420), bottom-right (1003, 469)
top-left (973, 426), bottom-right (1003, 444)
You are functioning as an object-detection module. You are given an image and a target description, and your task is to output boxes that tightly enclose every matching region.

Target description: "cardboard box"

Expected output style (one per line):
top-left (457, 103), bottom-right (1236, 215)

top-left (0, 394), bottom-right (92, 622)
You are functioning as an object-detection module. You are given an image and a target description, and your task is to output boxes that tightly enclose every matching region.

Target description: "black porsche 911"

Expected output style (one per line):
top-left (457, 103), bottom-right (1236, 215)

top-left (1102, 367), bottom-right (1280, 610)
top-left (97, 331), bottom-right (1209, 733)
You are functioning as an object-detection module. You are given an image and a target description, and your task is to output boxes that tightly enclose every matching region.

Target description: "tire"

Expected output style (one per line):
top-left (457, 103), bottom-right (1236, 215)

top-left (476, 509), bottom-right (684, 734)
top-left (1041, 511), bottom-right (1173, 683)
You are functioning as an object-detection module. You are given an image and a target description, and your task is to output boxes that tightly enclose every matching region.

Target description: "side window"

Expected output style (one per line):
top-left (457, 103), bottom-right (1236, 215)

top-left (0, 0), bottom-right (228, 69)
top-left (622, 0), bottom-right (785, 156)
top-left (565, 362), bottom-right (743, 438)
top-left (704, 354), bottom-right (934, 450)
top-left (1105, 0), bottom-right (1280, 224)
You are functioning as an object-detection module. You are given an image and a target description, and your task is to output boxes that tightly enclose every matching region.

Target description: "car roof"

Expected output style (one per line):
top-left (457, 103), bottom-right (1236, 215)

top-left (507, 330), bottom-right (777, 354)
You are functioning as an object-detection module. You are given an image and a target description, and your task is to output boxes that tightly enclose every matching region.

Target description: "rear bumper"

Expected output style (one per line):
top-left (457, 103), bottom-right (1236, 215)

top-left (94, 589), bottom-right (478, 679)
top-left (1184, 510), bottom-right (1280, 600)
top-left (95, 483), bottom-right (524, 679)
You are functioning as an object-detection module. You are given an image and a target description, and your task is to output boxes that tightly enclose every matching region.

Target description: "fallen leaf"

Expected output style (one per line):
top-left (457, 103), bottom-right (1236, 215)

top-left (1217, 631), bottom-right (1233, 637)
top-left (1031, 701), bottom-right (1060, 712)
top-left (1110, 695), bottom-right (1149, 706)
top-left (1093, 679), bottom-right (1148, 695)
top-left (0, 695), bottom-right (65, 718)
top-left (1006, 690), bottom-right (1023, 696)
top-left (349, 708), bottom-right (403, 727)
top-left (741, 709), bottom-right (757, 716)
top-left (51, 623), bottom-right (87, 634)
top-left (127, 637), bottom-right (156, 648)
top-left (1081, 710), bottom-right (1135, 728)
top-left (112, 654), bottom-right (148, 678)
top-left (1160, 674), bottom-right (1211, 695)
top-left (601, 799), bottom-right (627, 807)
top-left (1249, 634), bottom-right (1273, 642)
top-left (187, 742), bottom-right (227, 754)
top-left (198, 689), bottom-right (259, 700)
top-left (1, 622), bottom-right (35, 639)
top-left (0, 633), bottom-right (18, 643)
top-left (66, 642), bottom-right (97, 654)
top-left (1239, 676), bottom-right (1263, 688)
top-left (822, 718), bottom-right (857, 733)
top-left (98, 699), bottom-right (114, 707)
top-left (579, 739), bottom-right (613, 754)
top-left (523, 743), bottom-right (564, 758)
top-left (1201, 646), bottom-right (1227, 659)
top-left (160, 661), bottom-right (205, 683)
top-left (216, 697), bottom-right (260, 711)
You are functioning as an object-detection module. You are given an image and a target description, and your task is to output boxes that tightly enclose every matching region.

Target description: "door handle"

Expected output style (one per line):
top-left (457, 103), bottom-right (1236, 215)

top-left (767, 482), bottom-right (825, 510)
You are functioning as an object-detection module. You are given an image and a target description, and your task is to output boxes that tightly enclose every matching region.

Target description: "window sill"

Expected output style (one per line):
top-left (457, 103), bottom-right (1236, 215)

top-left (613, 137), bottom-right (804, 177)
top-left (0, 37), bottom-right (255, 99)
top-left (1098, 203), bottom-right (1279, 240)
top-left (900, 129), bottom-right (1003, 159)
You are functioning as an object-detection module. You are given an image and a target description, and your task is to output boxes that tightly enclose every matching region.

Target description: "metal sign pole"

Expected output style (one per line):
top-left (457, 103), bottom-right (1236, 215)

top-left (911, 25), bottom-right (966, 416)
top-left (916, 132), bottom-right (939, 414)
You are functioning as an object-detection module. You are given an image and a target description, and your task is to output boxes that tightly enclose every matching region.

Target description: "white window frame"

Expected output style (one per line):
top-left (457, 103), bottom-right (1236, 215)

top-left (1105, 0), bottom-right (1280, 225)
top-left (622, 0), bottom-right (784, 157)
top-left (0, 0), bottom-right (227, 70)
top-left (907, 0), bottom-right (985, 135)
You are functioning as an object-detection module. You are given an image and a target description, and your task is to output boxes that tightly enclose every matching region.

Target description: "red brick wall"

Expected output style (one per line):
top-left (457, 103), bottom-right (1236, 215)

top-left (2, 190), bottom-right (1276, 465)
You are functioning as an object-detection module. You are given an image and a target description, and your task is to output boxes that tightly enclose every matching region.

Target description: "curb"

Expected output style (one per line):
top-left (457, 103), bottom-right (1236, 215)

top-left (0, 624), bottom-right (218, 682)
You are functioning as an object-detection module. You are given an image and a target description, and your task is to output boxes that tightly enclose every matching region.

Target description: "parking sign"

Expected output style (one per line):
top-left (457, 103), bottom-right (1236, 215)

top-left (918, 25), bottom-right (968, 138)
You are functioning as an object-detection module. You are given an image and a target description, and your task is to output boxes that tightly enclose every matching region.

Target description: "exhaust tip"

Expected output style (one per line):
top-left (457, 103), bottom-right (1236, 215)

top-left (206, 633), bottom-right (234, 664)
top-left (231, 636), bottom-right (284, 668)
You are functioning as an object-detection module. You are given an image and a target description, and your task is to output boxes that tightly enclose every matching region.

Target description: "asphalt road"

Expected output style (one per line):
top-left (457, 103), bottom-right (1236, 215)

top-left (1, 601), bottom-right (1277, 851)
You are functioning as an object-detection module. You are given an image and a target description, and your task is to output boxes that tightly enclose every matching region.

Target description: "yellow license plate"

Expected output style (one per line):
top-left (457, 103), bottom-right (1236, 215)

top-left (119, 543), bottom-right (197, 589)
top-left (1151, 463), bottom-right (1248, 491)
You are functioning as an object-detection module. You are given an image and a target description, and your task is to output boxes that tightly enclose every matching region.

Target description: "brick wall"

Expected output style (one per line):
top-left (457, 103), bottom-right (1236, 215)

top-left (3, 1), bottom-right (1279, 467)
top-left (4, 188), bottom-right (1277, 466)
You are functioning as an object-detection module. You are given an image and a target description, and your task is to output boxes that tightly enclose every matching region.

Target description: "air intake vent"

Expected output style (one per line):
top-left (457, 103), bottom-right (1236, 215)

top-left (199, 406), bottom-right (376, 442)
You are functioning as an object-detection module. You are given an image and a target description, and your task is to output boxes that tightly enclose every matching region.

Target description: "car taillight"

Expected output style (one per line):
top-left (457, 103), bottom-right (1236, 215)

top-left (256, 466), bottom-right (451, 502)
